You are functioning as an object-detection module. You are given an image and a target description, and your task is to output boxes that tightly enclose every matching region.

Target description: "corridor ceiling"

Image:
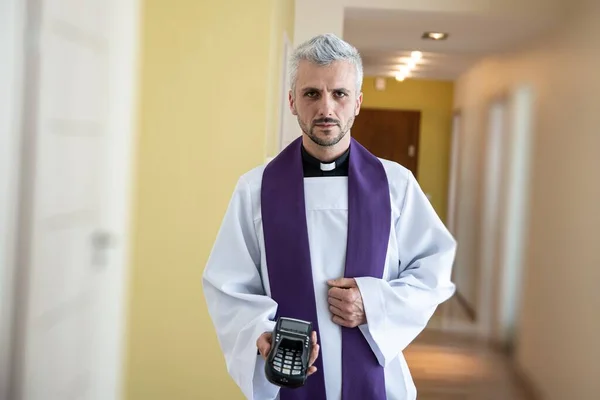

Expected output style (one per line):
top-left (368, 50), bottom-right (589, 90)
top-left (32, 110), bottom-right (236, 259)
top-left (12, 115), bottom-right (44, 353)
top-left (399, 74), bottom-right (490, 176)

top-left (343, 7), bottom-right (565, 81)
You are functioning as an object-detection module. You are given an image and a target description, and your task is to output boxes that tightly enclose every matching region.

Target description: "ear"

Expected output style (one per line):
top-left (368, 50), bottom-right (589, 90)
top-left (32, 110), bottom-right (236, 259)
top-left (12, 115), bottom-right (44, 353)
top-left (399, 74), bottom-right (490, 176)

top-left (355, 92), bottom-right (363, 116)
top-left (289, 90), bottom-right (298, 116)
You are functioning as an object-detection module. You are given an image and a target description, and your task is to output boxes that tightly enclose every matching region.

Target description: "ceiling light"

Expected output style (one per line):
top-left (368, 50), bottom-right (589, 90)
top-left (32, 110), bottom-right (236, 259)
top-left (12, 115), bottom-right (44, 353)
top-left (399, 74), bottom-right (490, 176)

top-left (395, 72), bottom-right (405, 82)
top-left (422, 32), bottom-right (448, 40)
top-left (411, 51), bottom-right (423, 60)
top-left (407, 60), bottom-right (417, 69)
top-left (399, 65), bottom-right (410, 75)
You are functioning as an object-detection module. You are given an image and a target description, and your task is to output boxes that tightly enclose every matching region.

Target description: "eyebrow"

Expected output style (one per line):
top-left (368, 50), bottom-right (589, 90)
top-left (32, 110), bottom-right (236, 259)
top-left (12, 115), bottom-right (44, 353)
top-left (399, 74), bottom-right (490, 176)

top-left (301, 87), bottom-right (351, 94)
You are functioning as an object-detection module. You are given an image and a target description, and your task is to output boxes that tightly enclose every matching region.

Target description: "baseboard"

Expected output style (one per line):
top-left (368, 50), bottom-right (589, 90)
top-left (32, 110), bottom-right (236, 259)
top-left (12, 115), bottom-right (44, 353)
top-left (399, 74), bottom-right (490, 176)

top-left (453, 290), bottom-right (477, 322)
top-left (512, 362), bottom-right (544, 400)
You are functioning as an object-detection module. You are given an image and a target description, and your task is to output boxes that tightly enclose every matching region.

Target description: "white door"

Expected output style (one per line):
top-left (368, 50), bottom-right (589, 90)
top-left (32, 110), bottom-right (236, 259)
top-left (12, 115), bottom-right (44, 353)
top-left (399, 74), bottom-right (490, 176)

top-left (478, 100), bottom-right (507, 338)
top-left (446, 112), bottom-right (461, 234)
top-left (11, 0), bottom-right (139, 399)
top-left (495, 86), bottom-right (534, 348)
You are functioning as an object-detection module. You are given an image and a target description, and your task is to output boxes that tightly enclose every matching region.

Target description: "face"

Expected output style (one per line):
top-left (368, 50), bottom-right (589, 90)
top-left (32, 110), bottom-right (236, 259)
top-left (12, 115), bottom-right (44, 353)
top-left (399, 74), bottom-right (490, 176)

top-left (289, 60), bottom-right (362, 147)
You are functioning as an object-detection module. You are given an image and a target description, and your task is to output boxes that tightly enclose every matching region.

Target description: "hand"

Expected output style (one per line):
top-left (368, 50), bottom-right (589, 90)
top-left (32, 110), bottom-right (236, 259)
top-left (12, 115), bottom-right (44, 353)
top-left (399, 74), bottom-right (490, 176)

top-left (327, 278), bottom-right (366, 328)
top-left (257, 330), bottom-right (320, 376)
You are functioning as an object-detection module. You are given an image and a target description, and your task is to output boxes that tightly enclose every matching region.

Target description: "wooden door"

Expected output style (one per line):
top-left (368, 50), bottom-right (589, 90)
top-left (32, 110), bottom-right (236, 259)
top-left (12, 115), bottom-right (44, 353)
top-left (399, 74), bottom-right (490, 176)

top-left (351, 108), bottom-right (421, 177)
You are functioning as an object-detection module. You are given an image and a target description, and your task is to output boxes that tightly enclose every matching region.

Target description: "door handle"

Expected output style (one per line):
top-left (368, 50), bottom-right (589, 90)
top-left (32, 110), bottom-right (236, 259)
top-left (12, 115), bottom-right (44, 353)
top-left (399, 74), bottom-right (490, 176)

top-left (91, 230), bottom-right (114, 267)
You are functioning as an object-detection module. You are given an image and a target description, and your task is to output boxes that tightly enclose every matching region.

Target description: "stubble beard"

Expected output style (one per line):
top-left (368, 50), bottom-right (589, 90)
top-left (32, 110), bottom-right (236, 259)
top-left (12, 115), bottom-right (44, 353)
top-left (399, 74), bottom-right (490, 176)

top-left (298, 113), bottom-right (356, 148)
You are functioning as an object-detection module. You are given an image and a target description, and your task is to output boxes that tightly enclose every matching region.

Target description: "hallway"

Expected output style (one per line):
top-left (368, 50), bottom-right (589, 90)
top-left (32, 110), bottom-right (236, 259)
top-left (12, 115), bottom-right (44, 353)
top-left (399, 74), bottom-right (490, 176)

top-left (405, 299), bottom-right (534, 400)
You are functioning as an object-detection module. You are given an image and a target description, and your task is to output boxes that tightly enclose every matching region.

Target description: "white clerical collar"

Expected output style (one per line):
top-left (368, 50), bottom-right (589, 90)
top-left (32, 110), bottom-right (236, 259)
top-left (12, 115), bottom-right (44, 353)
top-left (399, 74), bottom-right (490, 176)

top-left (320, 162), bottom-right (336, 171)
top-left (301, 144), bottom-right (350, 176)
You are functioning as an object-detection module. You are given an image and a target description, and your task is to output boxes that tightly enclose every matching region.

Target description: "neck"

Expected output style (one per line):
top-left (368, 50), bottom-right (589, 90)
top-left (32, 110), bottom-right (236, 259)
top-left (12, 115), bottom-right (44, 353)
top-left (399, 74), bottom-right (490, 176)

top-left (302, 134), bottom-right (351, 163)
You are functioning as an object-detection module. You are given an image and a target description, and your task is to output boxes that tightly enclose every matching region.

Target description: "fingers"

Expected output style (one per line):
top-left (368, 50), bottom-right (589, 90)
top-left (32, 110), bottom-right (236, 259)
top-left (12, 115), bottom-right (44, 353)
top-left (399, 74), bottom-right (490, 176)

top-left (256, 332), bottom-right (272, 360)
top-left (327, 287), bottom-right (348, 301)
top-left (328, 286), bottom-right (360, 303)
top-left (309, 341), bottom-right (320, 366)
top-left (308, 331), bottom-right (319, 366)
top-left (328, 288), bottom-right (355, 325)
top-left (327, 278), bottom-right (357, 289)
top-left (307, 330), bottom-right (320, 374)
top-left (329, 304), bottom-right (362, 326)
top-left (329, 304), bottom-right (345, 318)
top-left (332, 315), bottom-right (358, 328)
top-left (308, 343), bottom-right (320, 368)
top-left (328, 288), bottom-right (360, 317)
top-left (304, 331), bottom-right (320, 378)
top-left (328, 296), bottom-right (349, 311)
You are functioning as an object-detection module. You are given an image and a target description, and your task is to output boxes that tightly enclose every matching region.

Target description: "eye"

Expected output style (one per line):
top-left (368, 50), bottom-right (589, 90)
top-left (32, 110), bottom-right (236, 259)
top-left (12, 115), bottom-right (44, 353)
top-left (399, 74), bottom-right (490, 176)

top-left (305, 91), bottom-right (319, 98)
top-left (334, 91), bottom-right (348, 98)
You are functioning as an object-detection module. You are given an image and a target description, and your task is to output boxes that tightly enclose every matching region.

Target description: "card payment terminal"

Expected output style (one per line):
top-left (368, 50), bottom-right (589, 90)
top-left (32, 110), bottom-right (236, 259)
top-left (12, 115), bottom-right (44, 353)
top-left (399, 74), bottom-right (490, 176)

top-left (264, 317), bottom-right (312, 388)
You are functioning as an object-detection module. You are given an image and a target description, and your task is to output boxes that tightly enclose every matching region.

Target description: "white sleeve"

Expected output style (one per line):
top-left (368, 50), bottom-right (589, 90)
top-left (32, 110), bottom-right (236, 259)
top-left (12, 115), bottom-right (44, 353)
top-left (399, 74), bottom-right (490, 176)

top-left (202, 176), bottom-right (280, 400)
top-left (355, 171), bottom-right (456, 367)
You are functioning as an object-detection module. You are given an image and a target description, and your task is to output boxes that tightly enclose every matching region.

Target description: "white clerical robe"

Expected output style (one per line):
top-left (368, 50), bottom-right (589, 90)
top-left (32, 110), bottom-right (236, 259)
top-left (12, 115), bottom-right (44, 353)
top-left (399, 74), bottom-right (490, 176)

top-left (202, 159), bottom-right (457, 400)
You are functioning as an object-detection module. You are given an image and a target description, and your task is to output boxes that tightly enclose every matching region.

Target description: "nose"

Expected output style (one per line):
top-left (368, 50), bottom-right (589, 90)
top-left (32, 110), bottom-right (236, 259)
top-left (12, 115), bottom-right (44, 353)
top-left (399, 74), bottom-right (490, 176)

top-left (317, 94), bottom-right (334, 117)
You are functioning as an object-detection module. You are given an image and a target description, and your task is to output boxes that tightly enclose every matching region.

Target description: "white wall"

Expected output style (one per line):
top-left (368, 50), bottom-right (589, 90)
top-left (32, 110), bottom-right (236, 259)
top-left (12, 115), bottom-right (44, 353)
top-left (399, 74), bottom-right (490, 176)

top-left (0, 0), bottom-right (25, 397)
top-left (277, 33), bottom-right (301, 151)
top-left (288, 0), bottom-right (346, 151)
top-left (293, 0), bottom-right (344, 45)
top-left (454, 0), bottom-right (600, 398)
top-left (293, 0), bottom-right (565, 46)
top-left (344, 0), bottom-right (564, 14)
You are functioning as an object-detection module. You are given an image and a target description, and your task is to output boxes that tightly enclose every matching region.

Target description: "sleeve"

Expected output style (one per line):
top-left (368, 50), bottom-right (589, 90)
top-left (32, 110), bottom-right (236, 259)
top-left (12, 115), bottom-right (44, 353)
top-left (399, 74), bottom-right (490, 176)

top-left (202, 176), bottom-right (280, 400)
top-left (354, 171), bottom-right (457, 367)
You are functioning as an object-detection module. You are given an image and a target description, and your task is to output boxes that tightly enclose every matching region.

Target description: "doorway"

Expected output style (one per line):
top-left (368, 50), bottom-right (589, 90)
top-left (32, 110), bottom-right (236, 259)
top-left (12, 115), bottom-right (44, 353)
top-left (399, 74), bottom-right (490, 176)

top-left (351, 108), bottom-right (421, 178)
top-left (495, 85), bottom-right (535, 350)
top-left (3, 0), bottom-right (140, 399)
top-left (477, 87), bottom-right (534, 347)
top-left (479, 100), bottom-right (508, 339)
top-left (447, 112), bottom-right (462, 235)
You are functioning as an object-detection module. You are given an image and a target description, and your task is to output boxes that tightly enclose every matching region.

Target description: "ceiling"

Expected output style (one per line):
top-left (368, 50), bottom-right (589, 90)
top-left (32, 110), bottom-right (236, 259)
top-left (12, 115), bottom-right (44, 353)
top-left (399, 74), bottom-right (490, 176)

top-left (343, 8), bottom-right (562, 81)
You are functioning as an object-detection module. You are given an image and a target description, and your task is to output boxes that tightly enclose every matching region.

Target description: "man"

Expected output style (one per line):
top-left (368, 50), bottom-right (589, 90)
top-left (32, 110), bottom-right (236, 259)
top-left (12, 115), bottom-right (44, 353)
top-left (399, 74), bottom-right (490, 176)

top-left (203, 33), bottom-right (456, 400)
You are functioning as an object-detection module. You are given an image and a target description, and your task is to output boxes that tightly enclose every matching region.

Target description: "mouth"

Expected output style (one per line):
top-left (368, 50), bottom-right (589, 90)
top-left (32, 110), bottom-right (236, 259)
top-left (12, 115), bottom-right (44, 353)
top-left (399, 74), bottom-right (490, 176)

top-left (314, 123), bottom-right (336, 128)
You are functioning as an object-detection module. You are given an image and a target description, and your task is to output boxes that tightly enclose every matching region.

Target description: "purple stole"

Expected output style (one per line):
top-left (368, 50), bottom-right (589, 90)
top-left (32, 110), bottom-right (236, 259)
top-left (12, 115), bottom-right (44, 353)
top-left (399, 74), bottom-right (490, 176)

top-left (261, 137), bottom-right (390, 400)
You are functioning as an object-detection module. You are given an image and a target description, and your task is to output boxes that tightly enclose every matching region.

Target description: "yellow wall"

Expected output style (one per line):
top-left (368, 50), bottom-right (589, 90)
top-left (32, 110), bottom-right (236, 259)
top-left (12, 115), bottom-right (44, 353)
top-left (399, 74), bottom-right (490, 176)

top-left (361, 77), bottom-right (455, 221)
top-left (124, 1), bottom-right (294, 399)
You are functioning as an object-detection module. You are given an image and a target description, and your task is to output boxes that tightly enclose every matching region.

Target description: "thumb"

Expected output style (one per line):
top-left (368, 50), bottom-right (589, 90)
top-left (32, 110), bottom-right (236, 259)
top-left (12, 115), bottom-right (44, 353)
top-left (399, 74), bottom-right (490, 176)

top-left (327, 277), bottom-right (356, 288)
top-left (257, 333), bottom-right (272, 359)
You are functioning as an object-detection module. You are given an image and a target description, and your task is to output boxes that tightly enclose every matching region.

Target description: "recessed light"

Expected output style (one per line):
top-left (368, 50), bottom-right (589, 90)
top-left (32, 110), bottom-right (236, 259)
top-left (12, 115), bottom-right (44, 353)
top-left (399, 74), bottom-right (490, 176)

top-left (399, 66), bottom-right (410, 75)
top-left (422, 32), bottom-right (448, 40)
top-left (411, 51), bottom-right (423, 60)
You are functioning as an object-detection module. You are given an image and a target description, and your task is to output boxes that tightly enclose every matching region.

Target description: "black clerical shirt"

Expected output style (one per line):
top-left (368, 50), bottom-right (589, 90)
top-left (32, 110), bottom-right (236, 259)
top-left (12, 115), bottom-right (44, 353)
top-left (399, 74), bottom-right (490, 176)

top-left (301, 145), bottom-right (349, 177)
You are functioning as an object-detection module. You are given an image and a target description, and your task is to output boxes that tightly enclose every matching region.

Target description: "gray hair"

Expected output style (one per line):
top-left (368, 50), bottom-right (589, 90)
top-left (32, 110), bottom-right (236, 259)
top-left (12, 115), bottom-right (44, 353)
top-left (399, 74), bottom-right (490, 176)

top-left (289, 33), bottom-right (363, 96)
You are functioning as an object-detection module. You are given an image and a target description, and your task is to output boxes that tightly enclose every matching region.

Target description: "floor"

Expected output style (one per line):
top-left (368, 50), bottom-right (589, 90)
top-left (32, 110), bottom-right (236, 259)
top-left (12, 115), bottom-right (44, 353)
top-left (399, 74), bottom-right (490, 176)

top-left (426, 294), bottom-right (475, 333)
top-left (404, 298), bottom-right (533, 400)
